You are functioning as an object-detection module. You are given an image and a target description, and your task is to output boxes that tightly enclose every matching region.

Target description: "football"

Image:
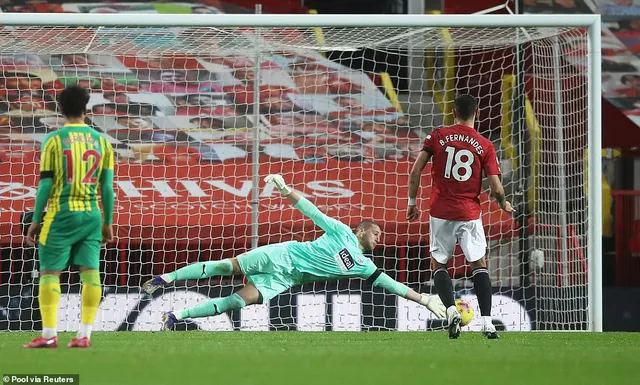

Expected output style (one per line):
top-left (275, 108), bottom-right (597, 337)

top-left (455, 299), bottom-right (475, 326)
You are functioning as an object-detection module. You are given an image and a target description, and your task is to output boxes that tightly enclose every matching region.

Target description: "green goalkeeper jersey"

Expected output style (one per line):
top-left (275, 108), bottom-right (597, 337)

top-left (287, 197), bottom-right (378, 283)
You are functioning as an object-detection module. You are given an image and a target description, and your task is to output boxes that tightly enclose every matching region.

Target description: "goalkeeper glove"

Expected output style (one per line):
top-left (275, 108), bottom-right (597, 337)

top-left (264, 174), bottom-right (292, 195)
top-left (419, 293), bottom-right (446, 319)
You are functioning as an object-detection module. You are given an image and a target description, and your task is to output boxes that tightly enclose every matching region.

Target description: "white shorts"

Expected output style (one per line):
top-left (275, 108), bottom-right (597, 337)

top-left (429, 216), bottom-right (487, 265)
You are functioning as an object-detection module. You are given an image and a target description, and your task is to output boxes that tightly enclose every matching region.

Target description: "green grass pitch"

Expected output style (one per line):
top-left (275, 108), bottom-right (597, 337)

top-left (1, 332), bottom-right (637, 385)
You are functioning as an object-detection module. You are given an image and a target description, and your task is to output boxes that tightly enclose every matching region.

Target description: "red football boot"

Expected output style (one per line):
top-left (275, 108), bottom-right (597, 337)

top-left (67, 337), bottom-right (91, 348)
top-left (23, 336), bottom-right (58, 348)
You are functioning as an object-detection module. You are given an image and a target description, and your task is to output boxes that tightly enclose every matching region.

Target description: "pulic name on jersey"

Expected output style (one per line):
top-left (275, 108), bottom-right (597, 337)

top-left (64, 132), bottom-right (96, 146)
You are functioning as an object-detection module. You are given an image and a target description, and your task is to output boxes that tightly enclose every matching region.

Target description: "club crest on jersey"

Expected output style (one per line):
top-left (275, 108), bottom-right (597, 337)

top-left (334, 248), bottom-right (355, 272)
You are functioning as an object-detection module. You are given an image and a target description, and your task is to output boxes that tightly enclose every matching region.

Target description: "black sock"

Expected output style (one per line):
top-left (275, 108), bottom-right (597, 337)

top-left (433, 268), bottom-right (455, 308)
top-left (472, 268), bottom-right (492, 316)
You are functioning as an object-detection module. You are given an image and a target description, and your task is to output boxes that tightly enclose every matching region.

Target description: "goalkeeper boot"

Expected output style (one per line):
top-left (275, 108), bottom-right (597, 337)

top-left (446, 306), bottom-right (462, 339)
top-left (481, 319), bottom-right (499, 340)
top-left (142, 276), bottom-right (168, 295)
top-left (162, 312), bottom-right (178, 331)
top-left (67, 337), bottom-right (91, 348)
top-left (23, 336), bottom-right (58, 348)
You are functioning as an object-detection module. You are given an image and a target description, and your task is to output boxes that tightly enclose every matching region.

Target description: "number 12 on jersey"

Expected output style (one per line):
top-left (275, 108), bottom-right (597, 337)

top-left (63, 149), bottom-right (102, 185)
top-left (444, 146), bottom-right (474, 182)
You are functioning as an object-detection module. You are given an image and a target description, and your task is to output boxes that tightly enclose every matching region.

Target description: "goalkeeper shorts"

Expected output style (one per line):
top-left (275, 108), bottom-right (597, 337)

top-left (236, 242), bottom-right (298, 303)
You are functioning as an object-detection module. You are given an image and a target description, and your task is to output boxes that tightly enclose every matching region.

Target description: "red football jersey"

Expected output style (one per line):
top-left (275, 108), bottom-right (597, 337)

top-left (422, 124), bottom-right (501, 221)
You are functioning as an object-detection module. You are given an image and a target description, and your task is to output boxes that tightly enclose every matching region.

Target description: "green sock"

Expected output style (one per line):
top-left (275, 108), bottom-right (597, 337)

top-left (175, 293), bottom-right (246, 320)
top-left (162, 259), bottom-right (233, 283)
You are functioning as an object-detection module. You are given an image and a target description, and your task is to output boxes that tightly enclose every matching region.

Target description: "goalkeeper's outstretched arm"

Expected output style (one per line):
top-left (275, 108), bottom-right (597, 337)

top-left (367, 270), bottom-right (446, 318)
top-left (264, 174), bottom-right (346, 234)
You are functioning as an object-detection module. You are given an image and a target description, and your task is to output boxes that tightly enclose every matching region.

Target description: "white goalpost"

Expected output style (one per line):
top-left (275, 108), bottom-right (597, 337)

top-left (0, 13), bottom-right (602, 332)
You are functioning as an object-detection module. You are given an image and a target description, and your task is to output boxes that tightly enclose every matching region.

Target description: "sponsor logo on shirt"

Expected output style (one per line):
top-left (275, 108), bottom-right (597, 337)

top-left (335, 248), bottom-right (355, 272)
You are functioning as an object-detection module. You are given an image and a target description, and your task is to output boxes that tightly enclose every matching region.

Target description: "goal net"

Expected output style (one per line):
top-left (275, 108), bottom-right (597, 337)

top-left (0, 15), bottom-right (598, 332)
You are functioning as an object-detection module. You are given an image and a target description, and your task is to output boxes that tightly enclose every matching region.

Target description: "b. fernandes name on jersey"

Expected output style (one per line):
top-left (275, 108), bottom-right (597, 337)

top-left (439, 134), bottom-right (485, 155)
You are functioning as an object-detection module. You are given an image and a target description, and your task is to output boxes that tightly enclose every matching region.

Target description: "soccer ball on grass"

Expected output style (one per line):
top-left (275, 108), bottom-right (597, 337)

top-left (455, 299), bottom-right (474, 326)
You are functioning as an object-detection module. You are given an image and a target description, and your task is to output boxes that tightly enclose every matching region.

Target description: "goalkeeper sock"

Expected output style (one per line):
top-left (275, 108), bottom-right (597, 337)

top-left (433, 268), bottom-right (455, 308)
top-left (161, 259), bottom-right (233, 283)
top-left (39, 275), bottom-right (61, 339)
top-left (472, 268), bottom-right (492, 317)
top-left (175, 293), bottom-right (246, 320)
top-left (79, 270), bottom-right (102, 339)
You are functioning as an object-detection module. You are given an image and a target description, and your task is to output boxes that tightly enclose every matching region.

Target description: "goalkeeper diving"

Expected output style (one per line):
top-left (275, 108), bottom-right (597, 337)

top-left (142, 174), bottom-right (446, 329)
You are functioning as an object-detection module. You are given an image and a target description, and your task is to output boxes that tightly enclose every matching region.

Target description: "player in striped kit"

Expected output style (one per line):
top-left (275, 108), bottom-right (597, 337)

top-left (142, 174), bottom-right (447, 331)
top-left (23, 85), bottom-right (115, 348)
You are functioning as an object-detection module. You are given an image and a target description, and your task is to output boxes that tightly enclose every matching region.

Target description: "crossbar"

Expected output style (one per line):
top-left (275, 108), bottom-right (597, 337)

top-left (0, 13), bottom-right (600, 28)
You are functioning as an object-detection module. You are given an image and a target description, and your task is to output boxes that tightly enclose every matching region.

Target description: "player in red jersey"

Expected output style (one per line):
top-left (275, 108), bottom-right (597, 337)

top-left (407, 94), bottom-right (513, 340)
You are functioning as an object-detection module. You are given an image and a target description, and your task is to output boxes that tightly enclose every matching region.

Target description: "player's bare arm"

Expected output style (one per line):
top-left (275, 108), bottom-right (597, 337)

top-left (487, 174), bottom-right (513, 213)
top-left (407, 148), bottom-right (432, 221)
